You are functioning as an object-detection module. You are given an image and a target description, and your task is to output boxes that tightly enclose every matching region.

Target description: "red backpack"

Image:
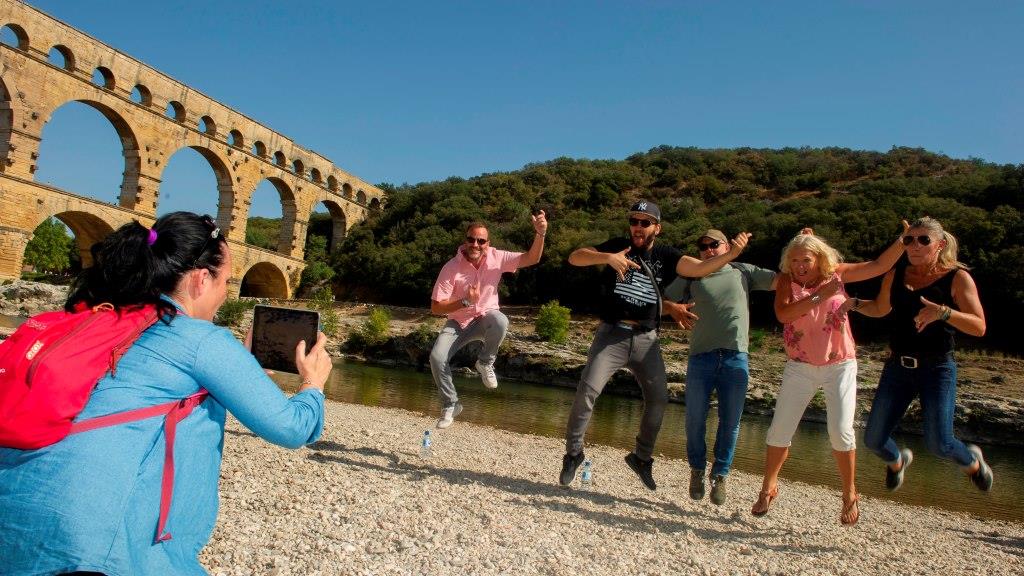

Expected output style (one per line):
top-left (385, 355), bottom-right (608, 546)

top-left (0, 302), bottom-right (208, 542)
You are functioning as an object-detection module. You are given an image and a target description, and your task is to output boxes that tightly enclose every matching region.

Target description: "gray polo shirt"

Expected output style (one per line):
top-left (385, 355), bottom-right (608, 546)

top-left (664, 262), bottom-right (776, 354)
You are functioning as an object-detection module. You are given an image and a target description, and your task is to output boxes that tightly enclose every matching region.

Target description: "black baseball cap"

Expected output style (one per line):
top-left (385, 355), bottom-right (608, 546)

top-left (628, 200), bottom-right (661, 223)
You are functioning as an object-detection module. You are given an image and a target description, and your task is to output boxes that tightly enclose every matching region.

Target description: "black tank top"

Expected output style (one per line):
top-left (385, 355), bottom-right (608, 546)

top-left (888, 260), bottom-right (957, 355)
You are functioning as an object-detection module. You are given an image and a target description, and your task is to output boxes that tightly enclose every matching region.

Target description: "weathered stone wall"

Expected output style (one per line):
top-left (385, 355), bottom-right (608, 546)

top-left (0, 0), bottom-right (383, 296)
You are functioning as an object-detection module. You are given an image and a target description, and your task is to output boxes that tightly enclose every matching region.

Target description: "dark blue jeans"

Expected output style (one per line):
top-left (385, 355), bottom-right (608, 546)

top-left (685, 349), bottom-right (749, 476)
top-left (864, 355), bottom-right (975, 467)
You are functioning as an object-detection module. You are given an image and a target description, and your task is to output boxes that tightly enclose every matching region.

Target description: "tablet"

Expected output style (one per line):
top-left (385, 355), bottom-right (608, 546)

top-left (250, 305), bottom-right (320, 373)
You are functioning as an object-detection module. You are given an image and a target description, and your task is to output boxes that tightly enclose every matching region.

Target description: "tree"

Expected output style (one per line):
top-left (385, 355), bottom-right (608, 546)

top-left (24, 217), bottom-right (73, 272)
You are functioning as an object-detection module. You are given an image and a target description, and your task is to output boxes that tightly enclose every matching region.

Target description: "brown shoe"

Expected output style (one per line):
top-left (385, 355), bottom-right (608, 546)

top-left (751, 485), bottom-right (778, 517)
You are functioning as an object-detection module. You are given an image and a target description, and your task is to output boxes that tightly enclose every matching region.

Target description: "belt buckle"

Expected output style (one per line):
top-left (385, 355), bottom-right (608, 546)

top-left (899, 356), bottom-right (918, 369)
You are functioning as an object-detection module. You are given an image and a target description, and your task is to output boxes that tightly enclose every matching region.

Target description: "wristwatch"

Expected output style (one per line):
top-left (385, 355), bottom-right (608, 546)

top-left (461, 298), bottom-right (471, 308)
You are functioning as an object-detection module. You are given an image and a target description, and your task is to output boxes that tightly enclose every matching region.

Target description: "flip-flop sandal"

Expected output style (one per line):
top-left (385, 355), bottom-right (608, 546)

top-left (751, 486), bottom-right (778, 517)
top-left (841, 494), bottom-right (860, 526)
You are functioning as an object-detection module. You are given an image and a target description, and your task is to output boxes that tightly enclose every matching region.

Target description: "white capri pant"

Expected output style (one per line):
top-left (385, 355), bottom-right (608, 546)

top-left (765, 359), bottom-right (858, 451)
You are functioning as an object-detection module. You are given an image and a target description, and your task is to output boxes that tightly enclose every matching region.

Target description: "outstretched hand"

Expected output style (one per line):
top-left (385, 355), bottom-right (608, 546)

top-left (730, 232), bottom-right (752, 253)
top-left (466, 283), bottom-right (481, 304)
top-left (296, 332), bottom-right (333, 392)
top-left (914, 296), bottom-right (945, 332)
top-left (531, 210), bottom-right (548, 236)
top-left (608, 248), bottom-right (641, 281)
top-left (817, 276), bottom-right (843, 300)
top-left (668, 302), bottom-right (699, 329)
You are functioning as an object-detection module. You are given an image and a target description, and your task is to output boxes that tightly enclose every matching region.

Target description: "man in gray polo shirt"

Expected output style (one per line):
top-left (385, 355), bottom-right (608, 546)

top-left (666, 229), bottom-right (776, 505)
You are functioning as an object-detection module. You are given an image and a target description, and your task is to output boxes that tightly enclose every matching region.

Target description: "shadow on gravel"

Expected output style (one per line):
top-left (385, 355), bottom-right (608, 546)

top-left (952, 528), bottom-right (1024, 558)
top-left (303, 441), bottom-right (814, 551)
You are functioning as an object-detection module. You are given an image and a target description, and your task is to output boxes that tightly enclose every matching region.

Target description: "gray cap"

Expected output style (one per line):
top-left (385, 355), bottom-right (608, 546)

top-left (699, 229), bottom-right (728, 244)
top-left (628, 200), bottom-right (661, 222)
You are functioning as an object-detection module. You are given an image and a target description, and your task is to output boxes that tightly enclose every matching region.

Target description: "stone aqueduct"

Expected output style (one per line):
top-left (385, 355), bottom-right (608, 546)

top-left (0, 0), bottom-right (384, 297)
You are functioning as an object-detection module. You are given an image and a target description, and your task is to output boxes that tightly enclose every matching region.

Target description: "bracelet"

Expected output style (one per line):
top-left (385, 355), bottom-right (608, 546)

top-left (301, 378), bottom-right (313, 387)
top-left (536, 232), bottom-right (546, 237)
top-left (939, 306), bottom-right (952, 322)
top-left (810, 294), bottom-right (822, 304)
top-left (852, 297), bottom-right (862, 310)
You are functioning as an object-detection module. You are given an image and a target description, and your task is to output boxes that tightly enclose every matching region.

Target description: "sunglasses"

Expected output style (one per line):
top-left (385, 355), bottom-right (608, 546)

top-left (697, 240), bottom-right (723, 251)
top-left (465, 236), bottom-right (489, 246)
top-left (902, 235), bottom-right (933, 246)
top-left (628, 218), bottom-right (656, 228)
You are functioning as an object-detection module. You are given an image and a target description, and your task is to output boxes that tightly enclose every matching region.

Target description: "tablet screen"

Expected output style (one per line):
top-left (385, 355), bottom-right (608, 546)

top-left (250, 305), bottom-right (320, 373)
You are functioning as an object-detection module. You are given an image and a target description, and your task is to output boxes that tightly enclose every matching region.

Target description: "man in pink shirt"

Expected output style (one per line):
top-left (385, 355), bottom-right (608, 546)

top-left (430, 211), bottom-right (549, 428)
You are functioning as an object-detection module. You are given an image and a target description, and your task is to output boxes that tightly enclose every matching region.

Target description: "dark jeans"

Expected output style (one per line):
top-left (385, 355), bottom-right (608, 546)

top-left (684, 349), bottom-right (749, 476)
top-left (864, 354), bottom-right (975, 467)
top-left (565, 323), bottom-right (667, 460)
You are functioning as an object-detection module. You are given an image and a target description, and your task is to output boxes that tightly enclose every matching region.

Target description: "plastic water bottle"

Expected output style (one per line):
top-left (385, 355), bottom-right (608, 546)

top-left (580, 460), bottom-right (593, 488)
top-left (419, 430), bottom-right (432, 458)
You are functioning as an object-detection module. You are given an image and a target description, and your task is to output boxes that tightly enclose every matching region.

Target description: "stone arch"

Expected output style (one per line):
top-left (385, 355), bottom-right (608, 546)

top-left (292, 159), bottom-right (304, 176)
top-left (92, 66), bottom-right (115, 90)
top-left (239, 261), bottom-right (289, 298)
top-left (158, 143), bottom-right (234, 231)
top-left (369, 197), bottom-right (381, 211)
top-left (310, 168), bottom-right (322, 184)
top-left (252, 141), bottom-right (266, 157)
top-left (0, 23), bottom-right (29, 51)
top-left (273, 151), bottom-right (286, 167)
top-left (249, 176), bottom-right (298, 254)
top-left (47, 44), bottom-right (75, 71)
top-left (326, 175), bottom-right (338, 191)
top-left (130, 84), bottom-right (152, 106)
top-left (43, 210), bottom-right (116, 269)
top-left (198, 115), bottom-right (216, 136)
top-left (356, 189), bottom-right (367, 204)
top-left (166, 100), bottom-right (185, 122)
top-left (342, 182), bottom-right (353, 198)
top-left (38, 98), bottom-right (141, 207)
top-left (0, 75), bottom-right (14, 163)
top-left (314, 199), bottom-right (348, 253)
top-left (228, 129), bottom-right (244, 148)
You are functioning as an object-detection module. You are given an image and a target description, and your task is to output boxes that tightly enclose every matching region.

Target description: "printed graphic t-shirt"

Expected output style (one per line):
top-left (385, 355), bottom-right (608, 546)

top-left (595, 237), bottom-right (682, 330)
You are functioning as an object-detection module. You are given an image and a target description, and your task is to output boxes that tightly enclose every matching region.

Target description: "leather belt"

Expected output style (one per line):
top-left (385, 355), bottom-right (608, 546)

top-left (889, 352), bottom-right (953, 369)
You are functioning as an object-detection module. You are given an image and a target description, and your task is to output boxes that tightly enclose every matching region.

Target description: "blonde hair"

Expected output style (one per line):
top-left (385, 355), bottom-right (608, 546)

top-left (779, 233), bottom-right (843, 279)
top-left (909, 216), bottom-right (968, 270)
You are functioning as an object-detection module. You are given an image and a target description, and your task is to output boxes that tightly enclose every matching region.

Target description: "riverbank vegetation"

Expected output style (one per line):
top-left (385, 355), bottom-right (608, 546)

top-left (304, 146), bottom-right (1022, 353)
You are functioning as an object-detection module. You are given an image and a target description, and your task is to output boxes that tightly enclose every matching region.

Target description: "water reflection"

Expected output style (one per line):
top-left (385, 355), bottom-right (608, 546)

top-left (277, 360), bottom-right (1022, 521)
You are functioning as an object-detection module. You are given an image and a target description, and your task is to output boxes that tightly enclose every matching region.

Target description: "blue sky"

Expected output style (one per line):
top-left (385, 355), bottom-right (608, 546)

top-left (9, 0), bottom-right (1024, 219)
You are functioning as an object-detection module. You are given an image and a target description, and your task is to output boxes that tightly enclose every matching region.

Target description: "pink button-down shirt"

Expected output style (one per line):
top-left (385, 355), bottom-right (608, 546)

top-left (431, 246), bottom-right (523, 328)
top-left (782, 272), bottom-right (857, 365)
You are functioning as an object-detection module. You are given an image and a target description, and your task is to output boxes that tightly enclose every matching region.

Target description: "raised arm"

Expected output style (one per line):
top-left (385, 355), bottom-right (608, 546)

top-left (836, 220), bottom-right (910, 284)
top-left (838, 269), bottom-right (895, 318)
top-left (569, 246), bottom-right (640, 281)
top-left (774, 273), bottom-right (842, 324)
top-left (676, 232), bottom-right (751, 278)
top-left (517, 210), bottom-right (548, 268)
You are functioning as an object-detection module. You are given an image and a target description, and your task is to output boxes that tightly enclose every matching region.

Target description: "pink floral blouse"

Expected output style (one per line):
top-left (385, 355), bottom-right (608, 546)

top-left (782, 273), bottom-right (856, 365)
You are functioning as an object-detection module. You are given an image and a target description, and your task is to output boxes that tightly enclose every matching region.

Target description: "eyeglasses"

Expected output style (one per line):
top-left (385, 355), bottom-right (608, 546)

top-left (191, 215), bottom-right (223, 270)
top-left (697, 240), bottom-right (722, 251)
top-left (628, 218), bottom-right (656, 228)
top-left (465, 236), bottom-right (488, 246)
top-left (902, 235), bottom-right (933, 246)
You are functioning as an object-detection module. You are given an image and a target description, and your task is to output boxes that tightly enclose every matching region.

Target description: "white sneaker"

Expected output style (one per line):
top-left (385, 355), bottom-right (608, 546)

top-left (436, 402), bottom-right (463, 429)
top-left (475, 360), bottom-right (498, 389)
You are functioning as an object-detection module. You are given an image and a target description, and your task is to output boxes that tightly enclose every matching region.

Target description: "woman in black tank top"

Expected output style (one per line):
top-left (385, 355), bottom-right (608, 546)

top-left (841, 217), bottom-right (992, 496)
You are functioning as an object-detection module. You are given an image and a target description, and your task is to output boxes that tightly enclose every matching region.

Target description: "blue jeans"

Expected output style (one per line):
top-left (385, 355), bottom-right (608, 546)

top-left (685, 349), bottom-right (749, 476)
top-left (864, 354), bottom-right (975, 467)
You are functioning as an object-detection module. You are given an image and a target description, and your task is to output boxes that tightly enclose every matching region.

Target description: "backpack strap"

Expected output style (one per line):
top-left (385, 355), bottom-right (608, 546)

top-left (68, 390), bottom-right (210, 544)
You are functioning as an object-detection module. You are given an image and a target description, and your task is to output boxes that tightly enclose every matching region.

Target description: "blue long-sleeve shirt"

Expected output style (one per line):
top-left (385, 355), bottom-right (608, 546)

top-left (0, 301), bottom-right (324, 575)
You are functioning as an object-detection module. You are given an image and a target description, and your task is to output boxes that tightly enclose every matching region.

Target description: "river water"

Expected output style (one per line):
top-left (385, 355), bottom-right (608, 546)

top-left (275, 360), bottom-right (1024, 523)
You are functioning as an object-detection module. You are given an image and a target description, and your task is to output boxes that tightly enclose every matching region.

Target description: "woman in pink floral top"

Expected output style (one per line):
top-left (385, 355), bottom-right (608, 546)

top-left (751, 224), bottom-right (907, 525)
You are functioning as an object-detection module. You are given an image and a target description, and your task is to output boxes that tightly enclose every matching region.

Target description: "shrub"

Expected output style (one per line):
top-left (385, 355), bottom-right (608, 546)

top-left (408, 320), bottom-right (436, 348)
top-left (348, 307), bottom-right (391, 349)
top-left (215, 298), bottom-right (255, 327)
top-left (309, 287), bottom-right (339, 337)
top-left (535, 300), bottom-right (571, 344)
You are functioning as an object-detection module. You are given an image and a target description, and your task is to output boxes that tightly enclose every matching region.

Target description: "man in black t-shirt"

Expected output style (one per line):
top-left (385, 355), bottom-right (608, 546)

top-left (560, 200), bottom-right (751, 490)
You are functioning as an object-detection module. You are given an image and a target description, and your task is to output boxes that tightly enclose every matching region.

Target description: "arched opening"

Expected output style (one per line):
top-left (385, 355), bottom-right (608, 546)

top-left (273, 151), bottom-right (286, 167)
top-left (47, 45), bottom-right (75, 71)
top-left (252, 141), bottom-right (267, 157)
top-left (198, 115), bottom-right (216, 136)
top-left (166, 100), bottom-right (185, 122)
top-left (327, 175), bottom-right (338, 192)
top-left (35, 100), bottom-right (139, 207)
top-left (356, 190), bottom-right (367, 204)
top-left (156, 146), bottom-right (233, 230)
top-left (342, 182), bottom-right (353, 199)
top-left (47, 211), bottom-right (115, 272)
top-left (310, 168), bottom-right (322, 184)
top-left (369, 197), bottom-right (381, 211)
top-left (246, 177), bottom-right (296, 255)
top-left (0, 77), bottom-right (13, 156)
top-left (292, 159), bottom-right (305, 176)
top-left (22, 216), bottom-right (75, 280)
top-left (228, 129), bottom-right (244, 148)
top-left (0, 24), bottom-right (29, 51)
top-left (130, 84), bottom-right (152, 106)
top-left (91, 67), bottom-right (115, 90)
top-left (299, 200), bottom-right (344, 293)
top-left (239, 261), bottom-right (289, 298)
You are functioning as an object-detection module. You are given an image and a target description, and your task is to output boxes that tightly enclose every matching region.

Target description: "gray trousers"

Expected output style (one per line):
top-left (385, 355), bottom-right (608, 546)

top-left (565, 322), bottom-right (668, 460)
top-left (429, 310), bottom-right (509, 406)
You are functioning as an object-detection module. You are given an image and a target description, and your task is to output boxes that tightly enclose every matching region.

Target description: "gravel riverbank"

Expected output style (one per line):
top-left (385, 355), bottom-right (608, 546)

top-left (200, 400), bottom-right (1024, 576)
